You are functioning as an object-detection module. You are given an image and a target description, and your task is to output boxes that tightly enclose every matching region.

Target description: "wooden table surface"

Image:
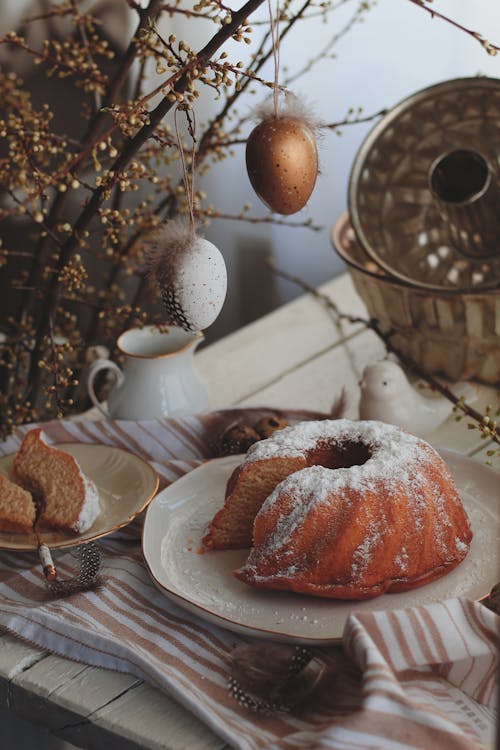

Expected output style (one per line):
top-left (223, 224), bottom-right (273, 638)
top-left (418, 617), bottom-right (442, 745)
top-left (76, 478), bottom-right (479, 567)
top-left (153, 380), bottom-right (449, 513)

top-left (1, 272), bottom-right (498, 750)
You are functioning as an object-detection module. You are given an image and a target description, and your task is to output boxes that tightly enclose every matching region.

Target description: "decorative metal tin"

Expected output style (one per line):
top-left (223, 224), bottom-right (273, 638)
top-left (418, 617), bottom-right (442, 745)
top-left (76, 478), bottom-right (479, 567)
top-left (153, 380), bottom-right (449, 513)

top-left (348, 77), bottom-right (500, 292)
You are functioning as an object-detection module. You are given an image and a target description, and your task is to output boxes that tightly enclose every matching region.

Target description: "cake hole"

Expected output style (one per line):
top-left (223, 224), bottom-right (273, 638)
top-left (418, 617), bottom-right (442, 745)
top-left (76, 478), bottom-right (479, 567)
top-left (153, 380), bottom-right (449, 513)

top-left (306, 440), bottom-right (372, 470)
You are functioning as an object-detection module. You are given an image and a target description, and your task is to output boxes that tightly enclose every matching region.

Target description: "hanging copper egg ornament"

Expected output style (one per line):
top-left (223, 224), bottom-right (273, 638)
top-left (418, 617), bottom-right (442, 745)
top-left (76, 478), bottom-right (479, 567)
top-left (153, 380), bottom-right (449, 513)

top-left (246, 116), bottom-right (318, 215)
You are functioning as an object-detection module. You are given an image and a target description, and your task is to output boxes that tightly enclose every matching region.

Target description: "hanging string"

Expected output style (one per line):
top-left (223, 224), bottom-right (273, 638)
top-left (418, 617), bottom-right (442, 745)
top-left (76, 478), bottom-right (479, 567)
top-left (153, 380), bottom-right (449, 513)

top-left (267, 0), bottom-right (281, 117)
top-left (174, 106), bottom-right (197, 235)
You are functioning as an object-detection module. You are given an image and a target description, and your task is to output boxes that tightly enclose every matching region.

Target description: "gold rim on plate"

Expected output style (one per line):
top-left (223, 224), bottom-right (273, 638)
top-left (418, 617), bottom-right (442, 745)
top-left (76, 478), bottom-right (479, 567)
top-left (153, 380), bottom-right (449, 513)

top-left (0, 443), bottom-right (159, 551)
top-left (142, 452), bottom-right (499, 644)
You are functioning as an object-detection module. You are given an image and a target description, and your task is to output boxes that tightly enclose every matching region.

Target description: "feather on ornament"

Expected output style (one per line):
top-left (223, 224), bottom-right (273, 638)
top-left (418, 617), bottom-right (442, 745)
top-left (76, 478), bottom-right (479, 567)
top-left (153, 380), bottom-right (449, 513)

top-left (149, 220), bottom-right (227, 332)
top-left (246, 95), bottom-right (320, 216)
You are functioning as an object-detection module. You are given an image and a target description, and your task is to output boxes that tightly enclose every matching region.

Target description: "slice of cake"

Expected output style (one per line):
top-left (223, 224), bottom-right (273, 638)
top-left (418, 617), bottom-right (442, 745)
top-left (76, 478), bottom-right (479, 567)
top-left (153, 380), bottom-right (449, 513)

top-left (13, 429), bottom-right (100, 533)
top-left (0, 474), bottom-right (36, 533)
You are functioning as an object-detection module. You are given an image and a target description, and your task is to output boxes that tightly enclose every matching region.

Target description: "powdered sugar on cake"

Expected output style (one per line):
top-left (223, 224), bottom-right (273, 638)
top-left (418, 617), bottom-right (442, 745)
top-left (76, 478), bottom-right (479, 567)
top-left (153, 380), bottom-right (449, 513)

top-left (246, 418), bottom-right (423, 467)
top-left (74, 472), bottom-right (100, 533)
top-left (235, 419), bottom-right (472, 595)
top-left (38, 430), bottom-right (99, 533)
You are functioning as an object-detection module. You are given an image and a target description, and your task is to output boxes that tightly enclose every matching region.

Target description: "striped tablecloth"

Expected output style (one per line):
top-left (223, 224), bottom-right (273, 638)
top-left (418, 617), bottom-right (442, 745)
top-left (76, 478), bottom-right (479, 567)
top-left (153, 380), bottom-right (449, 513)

top-left (0, 413), bottom-right (498, 750)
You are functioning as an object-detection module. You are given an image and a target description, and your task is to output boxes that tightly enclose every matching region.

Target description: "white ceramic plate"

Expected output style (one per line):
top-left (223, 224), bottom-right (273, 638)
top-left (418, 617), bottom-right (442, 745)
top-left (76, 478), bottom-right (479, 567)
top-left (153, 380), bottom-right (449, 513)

top-left (0, 443), bottom-right (159, 550)
top-left (142, 451), bottom-right (499, 644)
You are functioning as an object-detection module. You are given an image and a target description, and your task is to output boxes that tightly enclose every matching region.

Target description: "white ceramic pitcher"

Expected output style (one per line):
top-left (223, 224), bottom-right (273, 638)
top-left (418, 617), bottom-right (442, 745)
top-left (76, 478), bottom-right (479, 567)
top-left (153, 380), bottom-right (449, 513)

top-left (87, 325), bottom-right (210, 419)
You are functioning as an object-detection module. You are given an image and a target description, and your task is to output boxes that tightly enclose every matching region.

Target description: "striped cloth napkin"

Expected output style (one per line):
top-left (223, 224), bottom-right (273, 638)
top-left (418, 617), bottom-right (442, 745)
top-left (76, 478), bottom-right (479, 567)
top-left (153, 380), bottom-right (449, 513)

top-left (0, 413), bottom-right (498, 750)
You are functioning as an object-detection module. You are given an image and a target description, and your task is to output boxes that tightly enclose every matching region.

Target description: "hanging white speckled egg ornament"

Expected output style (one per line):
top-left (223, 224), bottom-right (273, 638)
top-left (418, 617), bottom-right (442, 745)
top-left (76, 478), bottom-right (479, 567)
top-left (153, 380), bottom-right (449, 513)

top-left (149, 220), bottom-right (227, 332)
top-left (245, 97), bottom-right (320, 215)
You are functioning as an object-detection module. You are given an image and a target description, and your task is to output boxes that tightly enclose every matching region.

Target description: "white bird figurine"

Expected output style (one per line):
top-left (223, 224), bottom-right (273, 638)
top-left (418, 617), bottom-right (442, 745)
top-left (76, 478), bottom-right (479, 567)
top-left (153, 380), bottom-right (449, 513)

top-left (358, 360), bottom-right (476, 438)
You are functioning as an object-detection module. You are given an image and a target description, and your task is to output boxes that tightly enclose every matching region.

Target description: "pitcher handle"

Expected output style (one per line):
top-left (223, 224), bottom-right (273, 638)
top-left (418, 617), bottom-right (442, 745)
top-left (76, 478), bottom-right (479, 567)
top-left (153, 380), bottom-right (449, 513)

top-left (87, 358), bottom-right (124, 418)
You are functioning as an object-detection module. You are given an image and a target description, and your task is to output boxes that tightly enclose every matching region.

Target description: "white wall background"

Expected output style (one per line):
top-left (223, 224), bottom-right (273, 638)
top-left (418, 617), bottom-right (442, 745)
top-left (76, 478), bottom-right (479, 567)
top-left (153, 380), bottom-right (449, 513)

top-left (173, 0), bottom-right (500, 342)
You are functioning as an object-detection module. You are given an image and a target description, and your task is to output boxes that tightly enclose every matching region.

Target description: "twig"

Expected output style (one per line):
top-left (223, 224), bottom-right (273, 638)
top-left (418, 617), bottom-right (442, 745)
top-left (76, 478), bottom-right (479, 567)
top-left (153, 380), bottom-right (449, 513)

top-left (25, 0), bottom-right (268, 407)
top-left (406, 0), bottom-right (500, 55)
top-left (203, 209), bottom-right (322, 230)
top-left (266, 257), bottom-right (500, 446)
top-left (70, 0), bottom-right (102, 114)
top-left (325, 108), bottom-right (388, 131)
top-left (195, 0), bottom-right (316, 165)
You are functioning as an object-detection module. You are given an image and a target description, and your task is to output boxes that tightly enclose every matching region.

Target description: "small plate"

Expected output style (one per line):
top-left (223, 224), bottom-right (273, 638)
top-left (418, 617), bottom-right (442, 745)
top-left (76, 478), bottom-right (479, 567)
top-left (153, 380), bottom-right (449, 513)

top-left (0, 443), bottom-right (159, 550)
top-left (143, 452), bottom-right (499, 644)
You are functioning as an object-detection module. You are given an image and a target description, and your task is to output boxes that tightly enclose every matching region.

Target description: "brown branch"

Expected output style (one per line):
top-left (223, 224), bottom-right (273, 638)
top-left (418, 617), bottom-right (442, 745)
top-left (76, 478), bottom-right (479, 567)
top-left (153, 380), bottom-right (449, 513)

top-left (325, 108), bottom-right (388, 131)
top-left (195, 0), bottom-right (316, 165)
top-left (84, 0), bottom-right (164, 144)
top-left (405, 0), bottom-right (500, 55)
top-left (25, 0), bottom-right (268, 405)
top-left (70, 0), bottom-right (102, 114)
top-left (203, 107), bottom-right (387, 149)
top-left (0, 35), bottom-right (108, 87)
top-left (266, 258), bottom-right (500, 446)
top-left (18, 0), bottom-right (164, 346)
top-left (204, 210), bottom-right (322, 230)
top-left (284, 0), bottom-right (372, 87)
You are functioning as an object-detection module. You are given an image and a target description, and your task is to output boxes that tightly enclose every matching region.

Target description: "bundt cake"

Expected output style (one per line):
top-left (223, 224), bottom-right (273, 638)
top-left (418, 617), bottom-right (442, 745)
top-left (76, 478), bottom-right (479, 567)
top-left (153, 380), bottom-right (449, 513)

top-left (13, 429), bottom-right (100, 533)
top-left (203, 419), bottom-right (472, 600)
top-left (0, 474), bottom-right (37, 533)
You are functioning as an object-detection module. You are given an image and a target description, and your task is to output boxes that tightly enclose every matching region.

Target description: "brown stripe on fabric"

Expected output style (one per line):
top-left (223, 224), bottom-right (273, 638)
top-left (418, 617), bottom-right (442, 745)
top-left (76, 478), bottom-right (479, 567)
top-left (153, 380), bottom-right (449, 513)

top-left (50, 420), bottom-right (112, 445)
top-left (57, 420), bottom-right (113, 445)
top-left (407, 607), bottom-right (437, 665)
top-left (0, 574), bottom-right (49, 605)
top-left (328, 706), bottom-right (483, 750)
top-left (98, 420), bottom-right (156, 457)
top-left (135, 422), bottom-right (191, 460)
top-left (45, 584), bottom-right (348, 744)
top-left (87, 585), bottom-right (228, 673)
top-left (164, 419), bottom-right (209, 458)
top-left (53, 592), bottom-right (291, 747)
top-left (477, 661), bottom-right (497, 707)
top-left (45, 601), bottom-right (98, 628)
top-left (342, 619), bottom-right (357, 659)
top-left (466, 652), bottom-right (497, 708)
top-left (398, 669), bottom-right (451, 688)
top-left (461, 600), bottom-right (500, 646)
top-left (103, 576), bottom-right (232, 664)
top-left (41, 421), bottom-right (94, 443)
top-left (440, 601), bottom-right (475, 686)
top-left (363, 664), bottom-right (398, 679)
top-left (0, 551), bottom-right (39, 575)
top-left (419, 606), bottom-right (451, 670)
top-left (370, 682), bottom-right (488, 739)
top-left (60, 590), bottom-right (201, 669)
top-left (152, 418), bottom-right (200, 456)
top-left (363, 668), bottom-right (405, 694)
top-left (353, 613), bottom-right (397, 672)
top-left (138, 426), bottom-right (183, 460)
top-left (385, 610), bottom-right (416, 668)
top-left (1, 610), bottom-right (145, 667)
top-left (344, 621), bottom-right (372, 672)
top-left (464, 598), bottom-right (500, 648)
top-left (400, 677), bottom-right (489, 738)
top-left (4, 610), bottom-right (265, 750)
top-left (185, 418), bottom-right (214, 455)
top-left (104, 569), bottom-right (231, 650)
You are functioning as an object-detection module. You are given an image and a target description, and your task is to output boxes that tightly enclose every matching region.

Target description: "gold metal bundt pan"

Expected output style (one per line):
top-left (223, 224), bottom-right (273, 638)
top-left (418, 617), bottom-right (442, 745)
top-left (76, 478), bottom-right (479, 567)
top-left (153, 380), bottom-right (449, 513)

top-left (348, 77), bottom-right (500, 293)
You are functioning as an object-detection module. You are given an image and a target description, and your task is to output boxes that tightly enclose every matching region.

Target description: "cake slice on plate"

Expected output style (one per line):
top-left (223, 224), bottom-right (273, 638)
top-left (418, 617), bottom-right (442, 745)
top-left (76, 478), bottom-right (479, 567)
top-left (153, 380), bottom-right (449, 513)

top-left (0, 474), bottom-right (36, 533)
top-left (13, 429), bottom-right (100, 533)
